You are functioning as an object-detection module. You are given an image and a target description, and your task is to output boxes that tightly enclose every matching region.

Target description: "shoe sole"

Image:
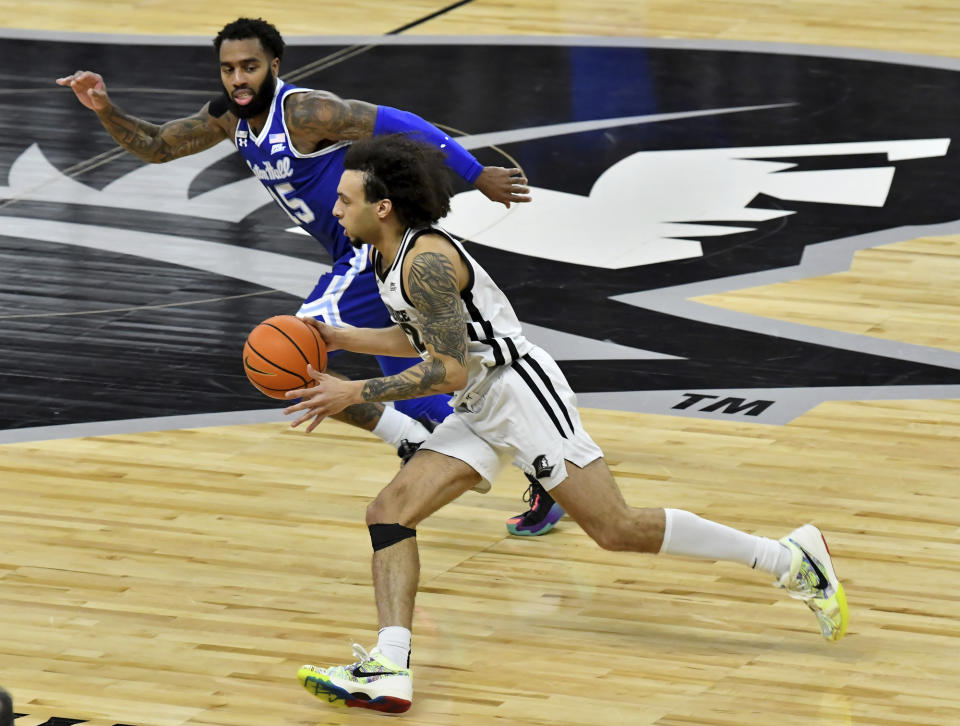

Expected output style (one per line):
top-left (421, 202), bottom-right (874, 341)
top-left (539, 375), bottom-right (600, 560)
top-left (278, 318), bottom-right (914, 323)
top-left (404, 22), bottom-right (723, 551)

top-left (506, 503), bottom-right (565, 536)
top-left (810, 580), bottom-right (848, 641)
top-left (299, 670), bottom-right (411, 714)
top-left (787, 524), bottom-right (850, 641)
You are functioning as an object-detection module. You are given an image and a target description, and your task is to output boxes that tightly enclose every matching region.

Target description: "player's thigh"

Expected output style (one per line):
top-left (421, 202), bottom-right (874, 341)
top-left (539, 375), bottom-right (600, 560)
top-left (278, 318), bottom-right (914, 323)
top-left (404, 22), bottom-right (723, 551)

top-left (367, 450), bottom-right (481, 528)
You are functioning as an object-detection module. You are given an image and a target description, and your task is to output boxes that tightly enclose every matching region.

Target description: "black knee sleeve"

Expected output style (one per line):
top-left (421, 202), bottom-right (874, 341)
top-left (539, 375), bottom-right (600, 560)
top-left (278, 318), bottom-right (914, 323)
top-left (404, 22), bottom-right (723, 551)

top-left (369, 523), bottom-right (416, 552)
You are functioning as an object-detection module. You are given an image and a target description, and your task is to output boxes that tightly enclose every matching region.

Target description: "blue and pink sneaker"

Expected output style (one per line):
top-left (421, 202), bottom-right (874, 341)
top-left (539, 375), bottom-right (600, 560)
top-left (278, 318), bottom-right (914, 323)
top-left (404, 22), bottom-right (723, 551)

top-left (506, 477), bottom-right (564, 536)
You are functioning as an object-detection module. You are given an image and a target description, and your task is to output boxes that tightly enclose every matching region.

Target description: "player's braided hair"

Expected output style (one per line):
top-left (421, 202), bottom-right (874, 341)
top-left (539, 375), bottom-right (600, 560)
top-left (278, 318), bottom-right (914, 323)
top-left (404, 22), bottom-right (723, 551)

top-left (344, 134), bottom-right (454, 229)
top-left (214, 17), bottom-right (285, 61)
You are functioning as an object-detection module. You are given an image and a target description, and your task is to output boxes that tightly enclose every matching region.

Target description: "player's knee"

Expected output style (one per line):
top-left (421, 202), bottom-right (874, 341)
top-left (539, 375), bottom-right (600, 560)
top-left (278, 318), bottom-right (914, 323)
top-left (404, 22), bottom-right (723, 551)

top-left (591, 528), bottom-right (625, 551)
top-left (589, 513), bottom-right (661, 553)
top-left (366, 497), bottom-right (386, 526)
top-left (366, 492), bottom-right (403, 527)
top-left (589, 521), bottom-right (635, 552)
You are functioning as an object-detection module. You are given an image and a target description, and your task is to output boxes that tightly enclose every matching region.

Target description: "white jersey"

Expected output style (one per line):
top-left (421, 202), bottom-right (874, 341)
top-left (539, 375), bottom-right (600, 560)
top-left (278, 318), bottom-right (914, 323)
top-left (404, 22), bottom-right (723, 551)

top-left (372, 226), bottom-right (535, 407)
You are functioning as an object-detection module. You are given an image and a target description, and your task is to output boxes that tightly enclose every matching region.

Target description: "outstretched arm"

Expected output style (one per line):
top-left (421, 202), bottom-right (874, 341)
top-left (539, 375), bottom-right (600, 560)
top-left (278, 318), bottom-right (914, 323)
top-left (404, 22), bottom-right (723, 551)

top-left (375, 105), bottom-right (530, 206)
top-left (56, 71), bottom-right (228, 163)
top-left (286, 91), bottom-right (531, 206)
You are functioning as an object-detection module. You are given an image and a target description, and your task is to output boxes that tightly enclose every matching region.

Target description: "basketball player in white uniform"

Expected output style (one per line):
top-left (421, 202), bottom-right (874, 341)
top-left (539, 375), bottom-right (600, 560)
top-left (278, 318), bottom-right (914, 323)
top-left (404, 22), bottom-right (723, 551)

top-left (283, 135), bottom-right (849, 714)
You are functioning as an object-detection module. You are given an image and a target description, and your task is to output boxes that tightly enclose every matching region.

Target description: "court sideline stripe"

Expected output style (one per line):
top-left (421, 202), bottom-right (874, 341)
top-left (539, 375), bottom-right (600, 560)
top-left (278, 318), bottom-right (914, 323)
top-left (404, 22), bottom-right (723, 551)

top-left (0, 410), bottom-right (289, 445)
top-left (386, 0), bottom-right (477, 34)
top-left (288, 0), bottom-right (478, 80)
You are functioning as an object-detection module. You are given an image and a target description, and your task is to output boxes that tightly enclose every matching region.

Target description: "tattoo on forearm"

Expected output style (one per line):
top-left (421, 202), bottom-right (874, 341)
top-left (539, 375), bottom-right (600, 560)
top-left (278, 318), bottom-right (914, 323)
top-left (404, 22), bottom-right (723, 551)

top-left (99, 106), bottom-right (161, 158)
top-left (406, 252), bottom-right (468, 366)
top-left (156, 118), bottom-right (222, 161)
top-left (334, 401), bottom-right (384, 430)
top-left (288, 93), bottom-right (376, 141)
top-left (361, 359), bottom-right (448, 402)
top-left (99, 106), bottom-right (221, 162)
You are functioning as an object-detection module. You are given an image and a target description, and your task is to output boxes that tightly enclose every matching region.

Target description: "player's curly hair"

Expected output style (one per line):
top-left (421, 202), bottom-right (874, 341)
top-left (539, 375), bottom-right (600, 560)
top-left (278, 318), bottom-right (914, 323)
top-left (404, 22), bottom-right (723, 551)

top-left (344, 134), bottom-right (454, 229)
top-left (214, 18), bottom-right (285, 61)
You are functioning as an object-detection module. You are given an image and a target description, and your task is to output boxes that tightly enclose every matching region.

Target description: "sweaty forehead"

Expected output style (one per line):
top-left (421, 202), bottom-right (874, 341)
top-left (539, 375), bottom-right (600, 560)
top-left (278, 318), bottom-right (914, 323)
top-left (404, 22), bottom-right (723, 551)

top-left (219, 37), bottom-right (268, 64)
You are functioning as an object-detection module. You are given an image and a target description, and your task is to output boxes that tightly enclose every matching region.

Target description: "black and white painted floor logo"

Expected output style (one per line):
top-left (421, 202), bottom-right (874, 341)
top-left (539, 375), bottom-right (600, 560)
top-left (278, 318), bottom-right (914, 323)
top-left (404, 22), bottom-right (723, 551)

top-left (2, 35), bottom-right (960, 434)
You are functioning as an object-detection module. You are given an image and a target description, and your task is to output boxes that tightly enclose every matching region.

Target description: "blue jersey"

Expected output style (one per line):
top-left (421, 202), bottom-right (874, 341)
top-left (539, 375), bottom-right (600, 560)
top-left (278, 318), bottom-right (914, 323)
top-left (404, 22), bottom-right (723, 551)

top-left (232, 80), bottom-right (461, 427)
top-left (234, 79), bottom-right (354, 264)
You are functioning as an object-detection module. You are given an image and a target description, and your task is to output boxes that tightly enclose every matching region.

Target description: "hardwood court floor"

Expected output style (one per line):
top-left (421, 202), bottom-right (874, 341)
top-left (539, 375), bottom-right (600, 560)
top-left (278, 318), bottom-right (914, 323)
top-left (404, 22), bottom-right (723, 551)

top-left (2, 2), bottom-right (960, 725)
top-left (3, 406), bottom-right (959, 726)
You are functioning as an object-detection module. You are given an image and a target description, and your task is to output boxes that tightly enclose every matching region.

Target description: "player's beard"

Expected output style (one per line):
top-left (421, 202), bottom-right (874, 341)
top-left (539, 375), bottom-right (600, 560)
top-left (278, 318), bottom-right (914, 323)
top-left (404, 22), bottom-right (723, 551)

top-left (224, 72), bottom-right (277, 119)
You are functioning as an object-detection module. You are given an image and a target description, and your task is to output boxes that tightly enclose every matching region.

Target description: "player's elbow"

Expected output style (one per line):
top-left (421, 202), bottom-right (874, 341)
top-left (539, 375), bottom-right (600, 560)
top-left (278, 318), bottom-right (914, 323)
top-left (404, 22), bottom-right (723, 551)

top-left (423, 355), bottom-right (467, 393)
top-left (130, 144), bottom-right (167, 164)
top-left (437, 359), bottom-right (468, 392)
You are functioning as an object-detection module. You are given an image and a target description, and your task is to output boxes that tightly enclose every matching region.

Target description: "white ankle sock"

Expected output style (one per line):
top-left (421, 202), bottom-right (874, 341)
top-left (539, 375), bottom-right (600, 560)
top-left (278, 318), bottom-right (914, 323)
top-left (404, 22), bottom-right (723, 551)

top-left (659, 508), bottom-right (792, 576)
top-left (371, 406), bottom-right (431, 448)
top-left (754, 538), bottom-right (794, 578)
top-left (377, 626), bottom-right (411, 668)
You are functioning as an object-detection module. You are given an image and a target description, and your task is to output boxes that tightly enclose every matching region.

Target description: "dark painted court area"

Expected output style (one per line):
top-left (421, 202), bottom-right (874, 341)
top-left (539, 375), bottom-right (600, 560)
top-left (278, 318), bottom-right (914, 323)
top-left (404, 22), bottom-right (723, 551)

top-left (4, 37), bottom-right (960, 431)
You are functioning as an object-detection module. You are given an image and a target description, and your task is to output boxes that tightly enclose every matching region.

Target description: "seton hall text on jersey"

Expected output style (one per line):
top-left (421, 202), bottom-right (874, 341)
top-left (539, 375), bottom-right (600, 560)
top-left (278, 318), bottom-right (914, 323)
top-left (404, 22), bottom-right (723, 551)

top-left (246, 157), bottom-right (294, 181)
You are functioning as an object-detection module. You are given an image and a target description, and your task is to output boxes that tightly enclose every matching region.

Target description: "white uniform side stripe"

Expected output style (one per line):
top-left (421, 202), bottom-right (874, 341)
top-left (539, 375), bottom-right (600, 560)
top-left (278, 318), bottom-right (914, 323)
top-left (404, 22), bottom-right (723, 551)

top-left (504, 337), bottom-right (520, 361)
top-left (463, 289), bottom-right (505, 365)
top-left (522, 353), bottom-right (576, 433)
top-left (512, 358), bottom-right (568, 438)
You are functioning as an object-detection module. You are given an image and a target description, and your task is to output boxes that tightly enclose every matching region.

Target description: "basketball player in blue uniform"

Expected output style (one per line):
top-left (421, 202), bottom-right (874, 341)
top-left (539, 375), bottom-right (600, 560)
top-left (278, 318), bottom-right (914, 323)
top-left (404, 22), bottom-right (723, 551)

top-left (57, 17), bottom-right (561, 534)
top-left (283, 134), bottom-right (848, 713)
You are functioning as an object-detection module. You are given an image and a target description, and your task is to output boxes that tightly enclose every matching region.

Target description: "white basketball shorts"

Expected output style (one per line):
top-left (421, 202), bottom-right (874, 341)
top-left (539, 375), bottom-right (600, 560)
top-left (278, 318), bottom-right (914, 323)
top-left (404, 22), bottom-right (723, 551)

top-left (421, 347), bottom-right (603, 490)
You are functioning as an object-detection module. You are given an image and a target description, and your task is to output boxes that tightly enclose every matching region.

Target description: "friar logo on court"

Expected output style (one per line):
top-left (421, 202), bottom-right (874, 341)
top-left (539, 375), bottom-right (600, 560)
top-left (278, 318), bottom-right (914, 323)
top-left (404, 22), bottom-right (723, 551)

top-left (4, 37), bottom-right (960, 427)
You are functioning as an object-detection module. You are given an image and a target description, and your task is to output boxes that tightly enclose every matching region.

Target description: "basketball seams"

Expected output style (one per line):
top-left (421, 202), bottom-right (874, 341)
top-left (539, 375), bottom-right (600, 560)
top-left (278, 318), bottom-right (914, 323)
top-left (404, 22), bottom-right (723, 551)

top-left (242, 315), bottom-right (327, 400)
top-left (243, 340), bottom-right (311, 385)
top-left (264, 321), bottom-right (311, 365)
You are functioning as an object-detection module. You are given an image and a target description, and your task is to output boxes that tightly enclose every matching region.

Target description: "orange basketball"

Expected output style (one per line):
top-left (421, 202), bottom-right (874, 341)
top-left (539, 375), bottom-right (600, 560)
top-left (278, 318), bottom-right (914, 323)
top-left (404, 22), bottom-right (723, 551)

top-left (242, 315), bottom-right (328, 400)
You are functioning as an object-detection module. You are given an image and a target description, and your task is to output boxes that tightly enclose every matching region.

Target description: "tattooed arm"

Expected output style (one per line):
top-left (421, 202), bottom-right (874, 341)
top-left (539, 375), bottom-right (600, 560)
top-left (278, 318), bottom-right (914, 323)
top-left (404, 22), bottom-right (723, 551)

top-left (56, 70), bottom-right (228, 163)
top-left (284, 238), bottom-right (469, 431)
top-left (97, 104), bottom-right (228, 163)
top-left (284, 89), bottom-right (530, 204)
top-left (360, 243), bottom-right (469, 403)
top-left (285, 90), bottom-right (377, 152)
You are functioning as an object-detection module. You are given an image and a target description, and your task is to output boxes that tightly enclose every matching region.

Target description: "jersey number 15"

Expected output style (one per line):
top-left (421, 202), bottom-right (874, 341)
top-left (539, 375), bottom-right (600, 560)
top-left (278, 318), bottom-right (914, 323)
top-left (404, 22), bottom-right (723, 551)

top-left (267, 182), bottom-right (316, 224)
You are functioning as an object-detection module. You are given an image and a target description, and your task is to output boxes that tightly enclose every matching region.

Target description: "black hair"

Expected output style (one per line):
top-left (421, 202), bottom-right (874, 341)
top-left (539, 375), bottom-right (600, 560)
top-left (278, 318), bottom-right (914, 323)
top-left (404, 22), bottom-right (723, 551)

top-left (214, 17), bottom-right (285, 61)
top-left (343, 134), bottom-right (454, 228)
